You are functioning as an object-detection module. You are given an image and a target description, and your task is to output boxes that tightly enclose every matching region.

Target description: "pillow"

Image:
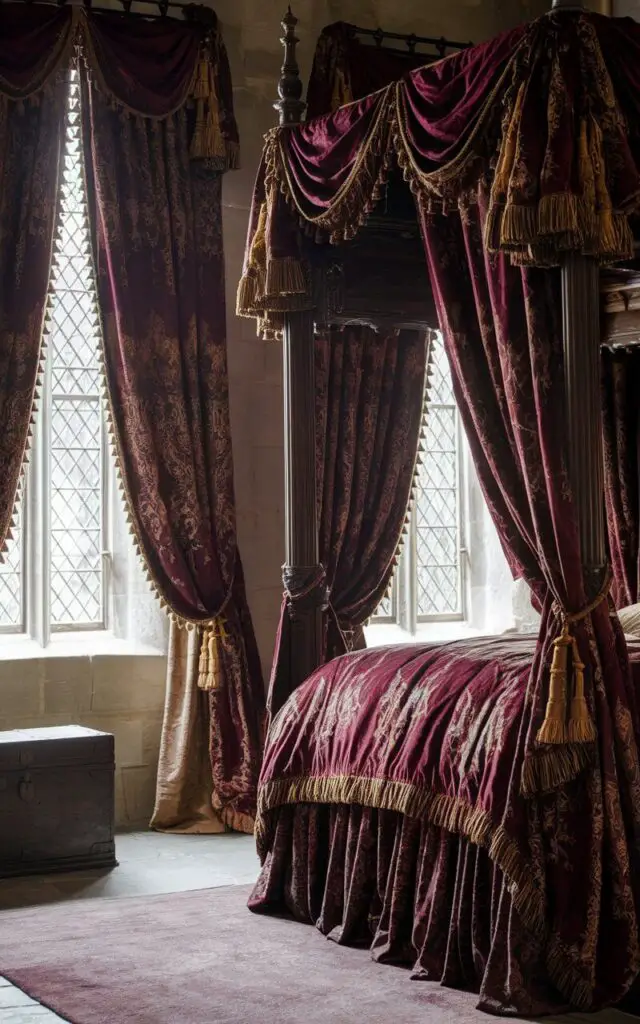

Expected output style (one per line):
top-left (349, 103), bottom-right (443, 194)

top-left (617, 603), bottom-right (640, 638)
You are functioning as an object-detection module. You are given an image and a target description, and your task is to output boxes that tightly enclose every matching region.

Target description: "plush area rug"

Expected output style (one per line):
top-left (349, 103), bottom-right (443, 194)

top-left (0, 885), bottom-right (634, 1024)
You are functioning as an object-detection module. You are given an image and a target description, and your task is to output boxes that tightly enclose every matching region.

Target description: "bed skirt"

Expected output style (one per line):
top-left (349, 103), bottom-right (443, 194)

top-left (248, 802), bottom-right (571, 1017)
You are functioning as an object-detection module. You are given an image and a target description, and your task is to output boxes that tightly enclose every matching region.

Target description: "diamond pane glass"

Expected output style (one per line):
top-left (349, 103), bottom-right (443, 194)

top-left (47, 72), bottom-right (104, 629)
top-left (416, 335), bottom-right (461, 618)
top-left (0, 502), bottom-right (23, 629)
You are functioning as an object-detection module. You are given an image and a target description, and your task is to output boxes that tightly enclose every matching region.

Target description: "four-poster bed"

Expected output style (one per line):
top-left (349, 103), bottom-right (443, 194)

top-left (238, 1), bottom-right (640, 1016)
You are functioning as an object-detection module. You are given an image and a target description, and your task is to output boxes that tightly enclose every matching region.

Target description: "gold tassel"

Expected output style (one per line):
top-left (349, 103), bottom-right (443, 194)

top-left (236, 271), bottom-right (259, 317)
top-left (567, 637), bottom-right (597, 743)
top-left (236, 204), bottom-right (268, 317)
top-left (197, 620), bottom-right (228, 691)
top-left (331, 67), bottom-right (353, 112)
top-left (536, 623), bottom-right (570, 745)
top-left (189, 52), bottom-right (227, 162)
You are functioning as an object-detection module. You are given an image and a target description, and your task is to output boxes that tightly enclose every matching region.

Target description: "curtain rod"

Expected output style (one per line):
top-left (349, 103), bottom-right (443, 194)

top-left (0, 0), bottom-right (213, 22)
top-left (345, 24), bottom-right (471, 56)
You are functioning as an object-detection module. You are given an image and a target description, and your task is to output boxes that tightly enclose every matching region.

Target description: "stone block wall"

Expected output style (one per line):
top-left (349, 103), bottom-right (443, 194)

top-left (0, 649), bottom-right (165, 829)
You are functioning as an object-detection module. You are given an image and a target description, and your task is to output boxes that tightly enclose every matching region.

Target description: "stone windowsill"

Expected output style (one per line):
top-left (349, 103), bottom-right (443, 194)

top-left (364, 621), bottom-right (482, 648)
top-left (0, 631), bottom-right (165, 661)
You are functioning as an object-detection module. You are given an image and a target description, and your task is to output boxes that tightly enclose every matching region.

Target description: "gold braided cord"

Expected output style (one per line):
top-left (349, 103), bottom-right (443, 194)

top-left (273, 83), bottom-right (396, 239)
top-left (392, 57), bottom-right (518, 203)
top-left (239, 10), bottom-right (639, 340)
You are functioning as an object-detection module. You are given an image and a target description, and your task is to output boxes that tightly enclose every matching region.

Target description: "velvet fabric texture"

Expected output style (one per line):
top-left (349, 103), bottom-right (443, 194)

top-left (602, 345), bottom-right (640, 609)
top-left (0, 6), bottom-right (70, 557)
top-left (80, 60), bottom-right (264, 827)
top-left (251, 806), bottom-right (565, 1016)
top-left (305, 22), bottom-right (456, 120)
top-left (1, 3), bottom-right (263, 827)
top-left (255, 634), bottom-right (640, 1012)
top-left (267, 327), bottom-right (428, 717)
top-left (238, 12), bottom-right (640, 343)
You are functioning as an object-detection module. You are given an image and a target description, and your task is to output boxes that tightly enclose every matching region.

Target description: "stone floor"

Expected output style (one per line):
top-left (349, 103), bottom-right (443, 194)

top-left (0, 830), bottom-right (259, 1022)
top-left (0, 833), bottom-right (637, 1024)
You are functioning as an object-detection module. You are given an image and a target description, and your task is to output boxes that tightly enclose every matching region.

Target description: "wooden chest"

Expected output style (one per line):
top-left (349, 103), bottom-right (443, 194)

top-left (0, 725), bottom-right (117, 878)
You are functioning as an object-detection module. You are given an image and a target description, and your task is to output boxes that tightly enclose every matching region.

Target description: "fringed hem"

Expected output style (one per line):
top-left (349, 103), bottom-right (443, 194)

top-left (256, 773), bottom-right (602, 1009)
top-left (218, 806), bottom-right (256, 835)
top-left (256, 774), bottom-right (542, 934)
top-left (520, 742), bottom-right (595, 797)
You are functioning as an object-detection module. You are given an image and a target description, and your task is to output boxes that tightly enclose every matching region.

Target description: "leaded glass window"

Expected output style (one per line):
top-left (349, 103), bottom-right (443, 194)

top-left (372, 332), bottom-right (465, 630)
top-left (0, 71), bottom-right (107, 637)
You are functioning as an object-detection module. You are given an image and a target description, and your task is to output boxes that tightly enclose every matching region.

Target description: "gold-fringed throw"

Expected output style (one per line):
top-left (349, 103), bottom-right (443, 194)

top-left (537, 572), bottom-right (611, 746)
top-left (189, 48), bottom-right (226, 162)
top-left (197, 619), bottom-right (228, 691)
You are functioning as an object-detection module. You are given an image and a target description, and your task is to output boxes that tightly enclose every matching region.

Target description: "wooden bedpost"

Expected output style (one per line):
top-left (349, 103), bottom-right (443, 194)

top-left (274, 9), bottom-right (325, 704)
top-left (551, 0), bottom-right (607, 588)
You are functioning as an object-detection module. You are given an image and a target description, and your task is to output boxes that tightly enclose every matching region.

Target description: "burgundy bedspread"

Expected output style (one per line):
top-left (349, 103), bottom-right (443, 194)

top-left (253, 634), bottom-right (640, 1014)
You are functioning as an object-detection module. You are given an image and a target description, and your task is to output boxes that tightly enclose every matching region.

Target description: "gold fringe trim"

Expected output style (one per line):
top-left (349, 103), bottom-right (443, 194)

top-left (218, 806), bottom-right (256, 835)
top-left (377, 330), bottom-right (436, 610)
top-left (520, 742), bottom-right (595, 797)
top-left (264, 256), bottom-right (307, 297)
top-left (256, 772), bottom-right (607, 1006)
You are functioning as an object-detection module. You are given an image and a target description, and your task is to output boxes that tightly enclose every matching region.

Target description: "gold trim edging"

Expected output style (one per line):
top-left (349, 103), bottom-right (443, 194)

top-left (256, 772), bottom-right (595, 1010)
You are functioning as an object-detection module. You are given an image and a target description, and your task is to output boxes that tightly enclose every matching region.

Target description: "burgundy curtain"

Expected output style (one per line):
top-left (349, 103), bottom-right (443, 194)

top-left (79, 19), bottom-right (264, 829)
top-left (420, 197), bottom-right (640, 1003)
top-left (0, 5), bottom-right (72, 555)
top-left (602, 345), bottom-right (640, 608)
top-left (268, 327), bottom-right (427, 716)
top-left (306, 22), bottom-right (436, 120)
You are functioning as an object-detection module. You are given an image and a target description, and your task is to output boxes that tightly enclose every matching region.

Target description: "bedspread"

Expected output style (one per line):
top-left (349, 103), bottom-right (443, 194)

top-left (256, 634), bottom-right (640, 1010)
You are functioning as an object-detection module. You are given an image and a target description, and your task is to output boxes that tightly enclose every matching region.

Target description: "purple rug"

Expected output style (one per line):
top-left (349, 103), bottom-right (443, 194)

top-left (0, 885), bottom-right (596, 1023)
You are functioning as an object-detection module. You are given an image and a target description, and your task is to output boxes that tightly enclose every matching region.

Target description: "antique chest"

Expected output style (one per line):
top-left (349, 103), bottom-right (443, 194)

top-left (0, 725), bottom-right (117, 878)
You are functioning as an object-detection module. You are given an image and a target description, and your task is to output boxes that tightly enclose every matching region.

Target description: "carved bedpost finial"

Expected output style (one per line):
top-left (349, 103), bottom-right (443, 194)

top-left (274, 7), bottom-right (306, 127)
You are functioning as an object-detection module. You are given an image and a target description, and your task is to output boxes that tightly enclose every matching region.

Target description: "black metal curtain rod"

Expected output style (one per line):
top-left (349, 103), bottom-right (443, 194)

top-left (0, 0), bottom-right (213, 21)
top-left (345, 23), bottom-right (471, 56)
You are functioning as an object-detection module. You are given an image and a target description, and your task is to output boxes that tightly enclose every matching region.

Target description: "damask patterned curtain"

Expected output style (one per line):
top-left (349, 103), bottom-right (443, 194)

top-left (0, 5), bottom-right (72, 559)
top-left (268, 326), bottom-right (427, 717)
top-left (76, 12), bottom-right (264, 831)
top-left (602, 345), bottom-right (640, 608)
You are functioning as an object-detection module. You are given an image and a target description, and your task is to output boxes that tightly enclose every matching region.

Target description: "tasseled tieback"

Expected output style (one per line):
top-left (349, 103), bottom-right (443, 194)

top-left (197, 618), bottom-right (229, 691)
top-left (536, 568), bottom-right (612, 746)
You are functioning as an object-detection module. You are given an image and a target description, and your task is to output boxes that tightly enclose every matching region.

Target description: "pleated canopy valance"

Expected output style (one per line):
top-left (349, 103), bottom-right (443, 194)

top-left (0, 2), bottom-right (239, 167)
top-left (237, 10), bottom-right (640, 340)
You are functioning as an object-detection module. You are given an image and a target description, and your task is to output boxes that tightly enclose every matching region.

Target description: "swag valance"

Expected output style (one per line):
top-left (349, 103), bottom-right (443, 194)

top-left (238, 11), bottom-right (640, 340)
top-left (0, 2), bottom-right (239, 166)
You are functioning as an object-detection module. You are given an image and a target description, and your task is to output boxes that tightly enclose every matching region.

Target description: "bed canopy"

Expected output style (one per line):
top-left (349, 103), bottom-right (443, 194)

top-left (238, 0), bottom-right (640, 703)
top-left (239, 5), bottom-right (640, 1011)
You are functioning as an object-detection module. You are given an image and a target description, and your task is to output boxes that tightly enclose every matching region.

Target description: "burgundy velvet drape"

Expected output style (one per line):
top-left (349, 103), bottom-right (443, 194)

top-left (79, 20), bottom-right (264, 828)
top-left (0, 5), bottom-right (71, 556)
top-left (420, 197), bottom-right (640, 1000)
top-left (602, 346), bottom-right (640, 609)
top-left (268, 327), bottom-right (427, 716)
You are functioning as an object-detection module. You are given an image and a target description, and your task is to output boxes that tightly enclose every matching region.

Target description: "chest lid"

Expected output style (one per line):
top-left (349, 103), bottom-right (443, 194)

top-left (0, 725), bottom-right (114, 771)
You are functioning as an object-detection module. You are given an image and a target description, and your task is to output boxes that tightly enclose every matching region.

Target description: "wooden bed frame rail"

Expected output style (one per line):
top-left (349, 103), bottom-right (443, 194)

top-left (274, 0), bottom-right (607, 691)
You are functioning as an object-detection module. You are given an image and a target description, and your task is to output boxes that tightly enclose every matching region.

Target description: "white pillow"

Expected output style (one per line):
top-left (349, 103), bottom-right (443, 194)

top-left (617, 603), bottom-right (640, 639)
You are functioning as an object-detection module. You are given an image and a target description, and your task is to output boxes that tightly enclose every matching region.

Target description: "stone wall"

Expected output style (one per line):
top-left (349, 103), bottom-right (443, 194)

top-left (0, 646), bottom-right (165, 828)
